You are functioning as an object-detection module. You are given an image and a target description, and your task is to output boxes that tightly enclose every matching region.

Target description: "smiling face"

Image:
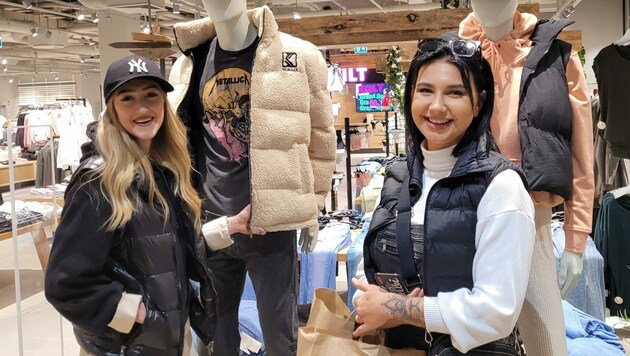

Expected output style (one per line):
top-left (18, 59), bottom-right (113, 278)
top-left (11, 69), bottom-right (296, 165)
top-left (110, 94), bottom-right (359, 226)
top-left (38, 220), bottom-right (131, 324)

top-left (112, 79), bottom-right (165, 153)
top-left (411, 59), bottom-right (483, 151)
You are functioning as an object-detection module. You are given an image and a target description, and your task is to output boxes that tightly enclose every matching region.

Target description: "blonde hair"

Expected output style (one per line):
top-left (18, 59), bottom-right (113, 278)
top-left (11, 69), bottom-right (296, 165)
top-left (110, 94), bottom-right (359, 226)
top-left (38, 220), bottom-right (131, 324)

top-left (94, 90), bottom-right (201, 231)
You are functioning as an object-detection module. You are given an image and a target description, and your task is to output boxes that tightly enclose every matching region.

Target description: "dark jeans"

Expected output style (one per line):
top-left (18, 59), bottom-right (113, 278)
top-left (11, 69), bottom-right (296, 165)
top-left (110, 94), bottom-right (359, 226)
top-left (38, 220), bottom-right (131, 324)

top-left (386, 326), bottom-right (521, 356)
top-left (197, 230), bottom-right (298, 356)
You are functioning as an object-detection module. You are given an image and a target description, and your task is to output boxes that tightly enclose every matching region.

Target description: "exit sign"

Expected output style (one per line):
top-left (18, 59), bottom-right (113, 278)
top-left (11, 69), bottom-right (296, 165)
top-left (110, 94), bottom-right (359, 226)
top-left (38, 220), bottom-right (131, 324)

top-left (354, 46), bottom-right (368, 54)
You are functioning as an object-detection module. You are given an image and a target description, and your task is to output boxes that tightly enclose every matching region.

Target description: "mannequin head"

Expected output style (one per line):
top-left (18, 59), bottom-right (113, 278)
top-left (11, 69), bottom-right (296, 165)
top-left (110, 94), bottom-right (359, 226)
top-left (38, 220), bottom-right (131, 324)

top-left (471, 0), bottom-right (518, 41)
top-left (202, 0), bottom-right (247, 23)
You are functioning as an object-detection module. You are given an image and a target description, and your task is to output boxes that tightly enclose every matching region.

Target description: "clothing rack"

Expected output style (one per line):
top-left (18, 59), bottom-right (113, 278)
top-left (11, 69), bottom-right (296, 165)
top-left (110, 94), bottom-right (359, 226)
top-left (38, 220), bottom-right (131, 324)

top-left (344, 117), bottom-right (353, 209)
top-left (55, 97), bottom-right (87, 107)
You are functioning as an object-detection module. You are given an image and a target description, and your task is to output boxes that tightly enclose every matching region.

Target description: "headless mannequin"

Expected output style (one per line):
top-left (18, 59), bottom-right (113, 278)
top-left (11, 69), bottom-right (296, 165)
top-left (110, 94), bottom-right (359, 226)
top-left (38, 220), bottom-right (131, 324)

top-left (470, 0), bottom-right (517, 41)
top-left (470, 0), bottom-right (582, 296)
top-left (201, 0), bottom-right (257, 52)
top-left (469, 1), bottom-right (590, 354)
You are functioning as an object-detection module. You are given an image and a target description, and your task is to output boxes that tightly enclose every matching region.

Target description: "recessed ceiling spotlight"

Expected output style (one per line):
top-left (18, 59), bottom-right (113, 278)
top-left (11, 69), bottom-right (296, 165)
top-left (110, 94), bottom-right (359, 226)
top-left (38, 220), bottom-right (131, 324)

top-left (293, 11), bottom-right (301, 20)
top-left (1, 58), bottom-right (6, 65)
top-left (9, 78), bottom-right (14, 84)
top-left (173, 3), bottom-right (180, 14)
top-left (45, 29), bottom-right (52, 38)
top-left (80, 57), bottom-right (85, 63)
top-left (54, 73), bottom-right (59, 80)
top-left (22, 0), bottom-right (32, 9)
top-left (92, 12), bottom-right (99, 23)
top-left (77, 11), bottom-right (85, 21)
top-left (31, 27), bottom-right (38, 37)
top-left (2, 66), bottom-right (7, 72)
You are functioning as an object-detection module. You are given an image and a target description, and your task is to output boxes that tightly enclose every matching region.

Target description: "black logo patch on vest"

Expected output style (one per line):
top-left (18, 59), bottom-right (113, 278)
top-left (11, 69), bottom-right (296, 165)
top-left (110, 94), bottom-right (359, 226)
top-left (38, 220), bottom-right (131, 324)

top-left (282, 52), bottom-right (298, 71)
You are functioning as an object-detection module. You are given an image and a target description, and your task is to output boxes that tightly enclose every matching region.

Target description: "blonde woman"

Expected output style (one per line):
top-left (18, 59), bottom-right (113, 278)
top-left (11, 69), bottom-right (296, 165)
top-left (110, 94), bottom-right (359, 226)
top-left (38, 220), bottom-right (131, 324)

top-left (45, 56), bottom-right (216, 355)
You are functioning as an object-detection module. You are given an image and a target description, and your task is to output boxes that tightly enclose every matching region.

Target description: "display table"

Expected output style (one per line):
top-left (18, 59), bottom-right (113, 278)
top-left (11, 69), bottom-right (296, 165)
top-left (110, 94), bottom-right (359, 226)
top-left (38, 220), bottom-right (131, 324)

top-left (0, 161), bottom-right (37, 187)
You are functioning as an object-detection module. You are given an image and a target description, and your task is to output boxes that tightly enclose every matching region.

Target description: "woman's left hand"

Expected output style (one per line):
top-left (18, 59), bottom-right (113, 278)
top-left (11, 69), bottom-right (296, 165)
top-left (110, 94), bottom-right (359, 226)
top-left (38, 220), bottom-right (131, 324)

top-left (352, 278), bottom-right (400, 337)
top-left (352, 278), bottom-right (425, 337)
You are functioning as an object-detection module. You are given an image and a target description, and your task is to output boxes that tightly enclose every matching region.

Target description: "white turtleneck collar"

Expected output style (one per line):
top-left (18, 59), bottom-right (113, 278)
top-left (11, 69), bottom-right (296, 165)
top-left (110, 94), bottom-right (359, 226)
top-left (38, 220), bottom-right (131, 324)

top-left (420, 140), bottom-right (457, 179)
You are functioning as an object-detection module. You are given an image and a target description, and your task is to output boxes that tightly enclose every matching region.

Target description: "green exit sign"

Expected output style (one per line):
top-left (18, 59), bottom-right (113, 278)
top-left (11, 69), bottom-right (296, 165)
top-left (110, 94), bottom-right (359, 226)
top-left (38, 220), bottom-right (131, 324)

top-left (354, 46), bottom-right (368, 54)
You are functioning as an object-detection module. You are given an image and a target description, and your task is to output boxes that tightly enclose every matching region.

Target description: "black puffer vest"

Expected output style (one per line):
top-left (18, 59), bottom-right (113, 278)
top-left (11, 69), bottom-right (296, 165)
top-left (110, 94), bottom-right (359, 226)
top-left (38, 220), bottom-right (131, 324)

top-left (73, 157), bottom-right (216, 356)
top-left (364, 136), bottom-right (526, 296)
top-left (517, 19), bottom-right (574, 200)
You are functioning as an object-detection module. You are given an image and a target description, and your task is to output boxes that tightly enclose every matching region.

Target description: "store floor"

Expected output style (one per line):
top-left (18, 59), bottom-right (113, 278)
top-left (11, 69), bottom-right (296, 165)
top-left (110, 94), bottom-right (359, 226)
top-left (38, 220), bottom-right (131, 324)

top-left (0, 151), bottom-right (379, 355)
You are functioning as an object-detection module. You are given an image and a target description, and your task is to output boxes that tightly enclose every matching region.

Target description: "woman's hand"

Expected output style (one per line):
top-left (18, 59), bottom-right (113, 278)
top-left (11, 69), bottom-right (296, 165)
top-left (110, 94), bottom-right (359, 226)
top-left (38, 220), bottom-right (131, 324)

top-left (135, 300), bottom-right (146, 324)
top-left (227, 204), bottom-right (266, 235)
top-left (352, 278), bottom-right (425, 337)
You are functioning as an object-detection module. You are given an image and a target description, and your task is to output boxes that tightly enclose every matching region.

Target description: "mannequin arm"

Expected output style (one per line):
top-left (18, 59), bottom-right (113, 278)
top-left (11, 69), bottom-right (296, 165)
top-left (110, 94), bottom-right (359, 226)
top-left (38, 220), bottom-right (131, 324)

top-left (563, 52), bottom-right (594, 254)
top-left (305, 46), bottom-right (336, 211)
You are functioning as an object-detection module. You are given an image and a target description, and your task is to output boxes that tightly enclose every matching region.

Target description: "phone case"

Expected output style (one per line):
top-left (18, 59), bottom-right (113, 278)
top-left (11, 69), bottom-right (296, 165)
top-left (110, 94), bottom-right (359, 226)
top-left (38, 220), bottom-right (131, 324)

top-left (374, 273), bottom-right (409, 295)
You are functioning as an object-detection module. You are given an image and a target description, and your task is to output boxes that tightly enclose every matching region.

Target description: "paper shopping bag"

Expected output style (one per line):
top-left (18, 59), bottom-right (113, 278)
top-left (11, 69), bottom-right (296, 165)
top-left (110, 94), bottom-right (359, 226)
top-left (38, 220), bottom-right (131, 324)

top-left (305, 288), bottom-right (355, 336)
top-left (297, 288), bottom-right (426, 356)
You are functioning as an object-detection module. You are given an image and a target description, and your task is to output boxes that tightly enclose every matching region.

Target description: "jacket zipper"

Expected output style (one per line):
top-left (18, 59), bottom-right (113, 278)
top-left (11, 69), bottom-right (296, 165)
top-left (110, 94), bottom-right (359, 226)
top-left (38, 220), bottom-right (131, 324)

top-left (156, 167), bottom-right (186, 355)
top-left (247, 13), bottom-right (265, 236)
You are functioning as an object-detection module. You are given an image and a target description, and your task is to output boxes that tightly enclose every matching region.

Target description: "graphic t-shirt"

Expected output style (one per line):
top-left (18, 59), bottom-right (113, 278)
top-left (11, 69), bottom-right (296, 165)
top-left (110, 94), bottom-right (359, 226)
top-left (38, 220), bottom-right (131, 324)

top-left (198, 37), bottom-right (259, 218)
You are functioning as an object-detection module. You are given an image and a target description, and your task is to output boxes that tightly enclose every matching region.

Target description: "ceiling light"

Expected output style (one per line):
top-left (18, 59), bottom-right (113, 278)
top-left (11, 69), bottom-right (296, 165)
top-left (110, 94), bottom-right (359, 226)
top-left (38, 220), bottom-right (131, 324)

top-left (1, 58), bottom-right (6, 65)
top-left (54, 73), bottom-right (59, 80)
top-left (293, 0), bottom-right (301, 20)
top-left (2, 66), bottom-right (7, 72)
top-left (87, 37), bottom-right (96, 46)
top-left (22, 0), bottom-right (32, 9)
top-left (9, 78), bottom-right (14, 84)
top-left (45, 29), bottom-right (52, 38)
top-left (141, 22), bottom-right (151, 34)
top-left (79, 57), bottom-right (85, 63)
top-left (173, 3), bottom-right (180, 14)
top-left (77, 11), bottom-right (85, 21)
top-left (31, 27), bottom-right (38, 37)
top-left (92, 12), bottom-right (99, 23)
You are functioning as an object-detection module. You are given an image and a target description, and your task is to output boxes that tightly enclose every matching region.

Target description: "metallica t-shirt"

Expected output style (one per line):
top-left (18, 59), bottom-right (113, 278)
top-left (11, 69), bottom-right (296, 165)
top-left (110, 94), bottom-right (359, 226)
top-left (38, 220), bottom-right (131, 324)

top-left (198, 37), bottom-right (259, 219)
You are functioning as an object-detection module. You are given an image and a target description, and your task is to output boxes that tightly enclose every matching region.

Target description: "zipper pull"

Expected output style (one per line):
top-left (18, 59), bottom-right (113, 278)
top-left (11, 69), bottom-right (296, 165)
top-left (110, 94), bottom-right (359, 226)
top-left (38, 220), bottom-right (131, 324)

top-left (382, 242), bottom-right (387, 252)
top-left (424, 330), bottom-right (433, 346)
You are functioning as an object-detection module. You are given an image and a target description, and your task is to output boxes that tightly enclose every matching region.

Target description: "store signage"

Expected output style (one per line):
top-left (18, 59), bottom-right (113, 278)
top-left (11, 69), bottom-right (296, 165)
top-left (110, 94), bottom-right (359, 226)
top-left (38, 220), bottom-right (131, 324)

top-left (354, 46), bottom-right (368, 54)
top-left (355, 83), bottom-right (393, 113)
top-left (340, 67), bottom-right (385, 83)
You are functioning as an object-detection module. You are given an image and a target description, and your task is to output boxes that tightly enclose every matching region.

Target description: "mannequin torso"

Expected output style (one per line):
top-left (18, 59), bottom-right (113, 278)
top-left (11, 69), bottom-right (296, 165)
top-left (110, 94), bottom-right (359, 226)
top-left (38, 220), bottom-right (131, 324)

top-left (471, 0), bottom-right (518, 42)
top-left (202, 0), bottom-right (257, 51)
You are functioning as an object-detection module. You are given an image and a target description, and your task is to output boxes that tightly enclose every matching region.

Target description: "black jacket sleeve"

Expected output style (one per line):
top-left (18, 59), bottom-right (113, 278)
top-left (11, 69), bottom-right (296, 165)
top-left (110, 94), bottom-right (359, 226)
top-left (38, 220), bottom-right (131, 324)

top-left (44, 173), bottom-right (124, 334)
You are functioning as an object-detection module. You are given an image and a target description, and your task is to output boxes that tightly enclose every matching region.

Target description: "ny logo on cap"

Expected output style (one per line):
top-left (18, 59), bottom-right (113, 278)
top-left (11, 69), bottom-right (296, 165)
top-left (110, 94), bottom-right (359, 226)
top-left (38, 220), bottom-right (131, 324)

top-left (128, 58), bottom-right (148, 74)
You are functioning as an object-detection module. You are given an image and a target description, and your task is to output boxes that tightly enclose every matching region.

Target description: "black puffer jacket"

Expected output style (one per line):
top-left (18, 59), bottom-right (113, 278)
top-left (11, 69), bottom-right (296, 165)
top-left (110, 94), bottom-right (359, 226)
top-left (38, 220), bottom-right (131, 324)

top-left (45, 156), bottom-right (216, 355)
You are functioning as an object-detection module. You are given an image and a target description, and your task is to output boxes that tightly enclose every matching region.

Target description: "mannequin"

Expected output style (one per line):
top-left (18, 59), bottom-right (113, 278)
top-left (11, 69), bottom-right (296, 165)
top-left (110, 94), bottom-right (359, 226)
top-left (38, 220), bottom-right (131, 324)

top-left (200, 0), bottom-right (257, 51)
top-left (169, 1), bottom-right (336, 355)
top-left (470, 0), bottom-right (517, 41)
top-left (460, 0), bottom-right (594, 355)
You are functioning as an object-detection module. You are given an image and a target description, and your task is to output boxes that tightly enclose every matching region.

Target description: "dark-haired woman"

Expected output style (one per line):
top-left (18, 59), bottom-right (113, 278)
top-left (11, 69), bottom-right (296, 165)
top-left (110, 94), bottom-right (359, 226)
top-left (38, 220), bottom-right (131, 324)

top-left (351, 38), bottom-right (536, 355)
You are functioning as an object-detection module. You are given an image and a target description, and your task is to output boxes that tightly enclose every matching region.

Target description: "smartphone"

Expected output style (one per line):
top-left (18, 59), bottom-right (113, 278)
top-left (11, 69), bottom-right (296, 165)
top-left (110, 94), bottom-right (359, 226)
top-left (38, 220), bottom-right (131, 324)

top-left (374, 272), bottom-right (409, 295)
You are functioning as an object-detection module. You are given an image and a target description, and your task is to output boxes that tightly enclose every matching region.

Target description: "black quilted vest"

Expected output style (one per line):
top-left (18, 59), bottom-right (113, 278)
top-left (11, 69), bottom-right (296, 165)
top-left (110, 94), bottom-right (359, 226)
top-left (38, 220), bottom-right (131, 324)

top-left (517, 19), bottom-right (574, 200)
top-left (364, 136), bottom-right (526, 297)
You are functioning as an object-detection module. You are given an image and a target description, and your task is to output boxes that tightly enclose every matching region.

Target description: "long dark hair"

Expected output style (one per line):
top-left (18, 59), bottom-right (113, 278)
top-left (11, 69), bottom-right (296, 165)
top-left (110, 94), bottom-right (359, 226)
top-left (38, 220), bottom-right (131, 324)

top-left (403, 39), bottom-right (498, 157)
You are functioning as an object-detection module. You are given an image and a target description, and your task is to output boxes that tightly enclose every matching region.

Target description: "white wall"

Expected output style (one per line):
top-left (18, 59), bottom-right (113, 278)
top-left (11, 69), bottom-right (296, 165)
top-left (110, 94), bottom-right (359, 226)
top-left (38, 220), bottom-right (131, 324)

top-left (0, 72), bottom-right (102, 121)
top-left (0, 78), bottom-right (18, 120)
top-left (565, 0), bottom-right (624, 88)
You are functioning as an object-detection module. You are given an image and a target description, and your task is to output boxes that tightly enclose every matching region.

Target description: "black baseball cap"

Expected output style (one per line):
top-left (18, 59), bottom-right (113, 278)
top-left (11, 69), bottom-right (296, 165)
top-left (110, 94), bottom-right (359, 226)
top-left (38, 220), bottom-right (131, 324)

top-left (103, 55), bottom-right (174, 102)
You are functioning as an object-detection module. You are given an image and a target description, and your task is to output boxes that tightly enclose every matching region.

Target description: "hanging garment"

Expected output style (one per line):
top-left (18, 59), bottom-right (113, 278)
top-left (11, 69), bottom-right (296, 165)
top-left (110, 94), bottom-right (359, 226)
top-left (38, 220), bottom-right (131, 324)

top-left (594, 192), bottom-right (630, 317)
top-left (552, 221), bottom-right (606, 321)
top-left (298, 223), bottom-right (351, 304)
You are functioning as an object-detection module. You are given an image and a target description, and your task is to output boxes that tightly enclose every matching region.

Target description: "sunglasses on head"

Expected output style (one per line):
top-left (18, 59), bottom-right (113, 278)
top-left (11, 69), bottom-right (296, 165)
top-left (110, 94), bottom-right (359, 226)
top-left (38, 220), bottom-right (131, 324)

top-left (416, 38), bottom-right (481, 58)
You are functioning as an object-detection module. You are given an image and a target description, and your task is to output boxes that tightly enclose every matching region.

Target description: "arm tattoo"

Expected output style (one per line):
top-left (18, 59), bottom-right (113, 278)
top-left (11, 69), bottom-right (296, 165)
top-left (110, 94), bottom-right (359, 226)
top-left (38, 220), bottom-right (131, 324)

top-left (382, 294), bottom-right (425, 328)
